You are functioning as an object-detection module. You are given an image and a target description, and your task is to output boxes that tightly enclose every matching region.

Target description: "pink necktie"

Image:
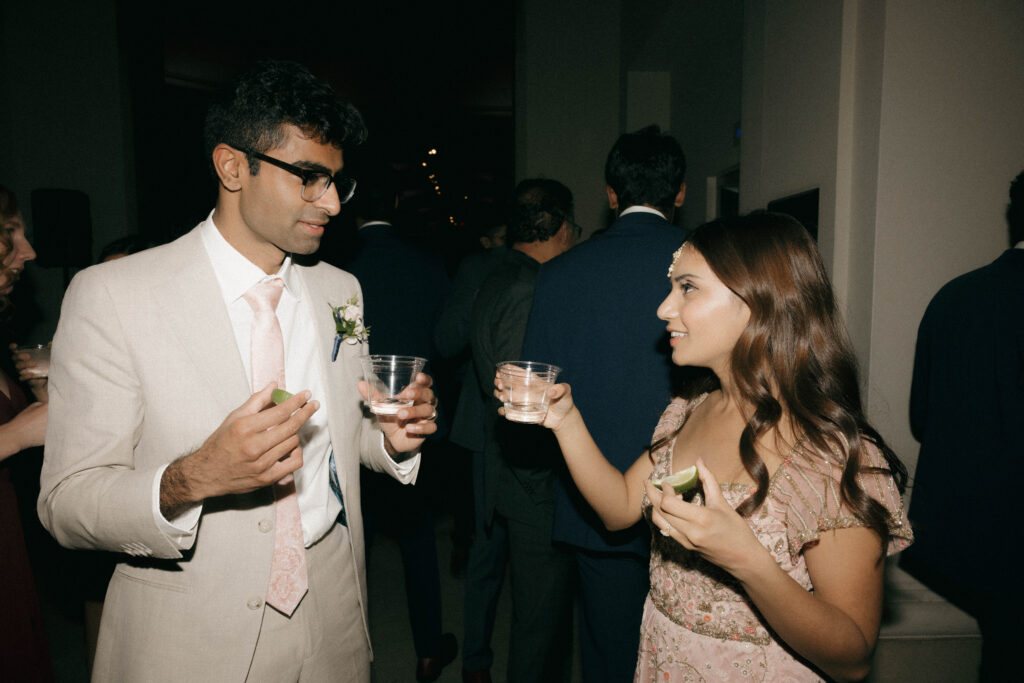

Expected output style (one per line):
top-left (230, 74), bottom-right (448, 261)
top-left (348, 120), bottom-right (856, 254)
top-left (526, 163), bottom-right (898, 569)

top-left (243, 278), bottom-right (308, 616)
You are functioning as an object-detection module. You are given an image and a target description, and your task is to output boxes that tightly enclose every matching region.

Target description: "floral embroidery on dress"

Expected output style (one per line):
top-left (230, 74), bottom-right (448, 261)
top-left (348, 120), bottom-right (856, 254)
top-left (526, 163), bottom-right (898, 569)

top-left (634, 396), bottom-right (913, 682)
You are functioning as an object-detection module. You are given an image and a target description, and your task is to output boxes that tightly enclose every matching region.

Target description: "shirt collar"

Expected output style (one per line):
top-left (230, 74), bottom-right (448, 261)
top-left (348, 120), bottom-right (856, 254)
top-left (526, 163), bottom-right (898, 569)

top-left (200, 211), bottom-right (301, 305)
top-left (620, 205), bottom-right (667, 220)
top-left (358, 220), bottom-right (392, 229)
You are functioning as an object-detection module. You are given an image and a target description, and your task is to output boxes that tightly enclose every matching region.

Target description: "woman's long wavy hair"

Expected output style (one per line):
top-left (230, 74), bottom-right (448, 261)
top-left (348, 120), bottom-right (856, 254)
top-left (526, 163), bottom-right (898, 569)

top-left (658, 212), bottom-right (907, 550)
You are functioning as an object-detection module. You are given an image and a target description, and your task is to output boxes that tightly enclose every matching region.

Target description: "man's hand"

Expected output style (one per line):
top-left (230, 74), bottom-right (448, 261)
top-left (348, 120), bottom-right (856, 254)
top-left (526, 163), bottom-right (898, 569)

top-left (159, 385), bottom-right (319, 519)
top-left (358, 372), bottom-right (437, 458)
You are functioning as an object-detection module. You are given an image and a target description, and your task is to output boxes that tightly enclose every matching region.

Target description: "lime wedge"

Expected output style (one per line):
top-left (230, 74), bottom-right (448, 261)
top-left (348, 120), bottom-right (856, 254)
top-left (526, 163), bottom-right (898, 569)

top-left (653, 465), bottom-right (699, 495)
top-left (271, 389), bottom-right (294, 405)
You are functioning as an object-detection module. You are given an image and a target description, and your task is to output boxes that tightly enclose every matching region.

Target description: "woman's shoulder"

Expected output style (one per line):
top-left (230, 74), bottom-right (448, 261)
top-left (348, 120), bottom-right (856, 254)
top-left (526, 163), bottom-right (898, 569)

top-left (769, 435), bottom-right (912, 556)
top-left (651, 393), bottom-right (706, 443)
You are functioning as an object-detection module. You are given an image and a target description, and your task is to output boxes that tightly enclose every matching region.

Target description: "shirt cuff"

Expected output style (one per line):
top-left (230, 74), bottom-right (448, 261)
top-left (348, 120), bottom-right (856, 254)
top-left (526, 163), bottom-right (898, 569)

top-left (381, 432), bottom-right (421, 484)
top-left (152, 464), bottom-right (202, 547)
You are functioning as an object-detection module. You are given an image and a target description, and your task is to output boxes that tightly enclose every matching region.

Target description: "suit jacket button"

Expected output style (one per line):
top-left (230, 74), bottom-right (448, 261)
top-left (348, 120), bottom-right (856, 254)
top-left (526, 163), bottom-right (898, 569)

top-left (258, 519), bottom-right (273, 533)
top-left (247, 597), bottom-right (263, 610)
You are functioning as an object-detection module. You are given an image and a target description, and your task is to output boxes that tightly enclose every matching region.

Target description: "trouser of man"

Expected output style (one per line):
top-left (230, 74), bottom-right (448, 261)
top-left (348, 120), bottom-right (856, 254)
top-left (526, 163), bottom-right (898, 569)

top-left (576, 549), bottom-right (650, 683)
top-left (461, 449), bottom-right (506, 673)
top-left (464, 457), bottom-right (574, 682)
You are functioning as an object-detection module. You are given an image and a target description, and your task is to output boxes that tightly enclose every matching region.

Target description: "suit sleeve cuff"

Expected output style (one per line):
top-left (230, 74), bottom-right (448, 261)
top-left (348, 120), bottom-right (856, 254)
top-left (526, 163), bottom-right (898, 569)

top-left (381, 432), bottom-right (420, 484)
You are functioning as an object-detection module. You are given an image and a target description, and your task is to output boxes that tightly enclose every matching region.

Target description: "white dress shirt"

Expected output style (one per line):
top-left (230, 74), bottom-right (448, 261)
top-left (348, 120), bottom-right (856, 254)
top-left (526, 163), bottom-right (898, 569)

top-left (620, 205), bottom-right (668, 220)
top-left (153, 213), bottom-right (415, 547)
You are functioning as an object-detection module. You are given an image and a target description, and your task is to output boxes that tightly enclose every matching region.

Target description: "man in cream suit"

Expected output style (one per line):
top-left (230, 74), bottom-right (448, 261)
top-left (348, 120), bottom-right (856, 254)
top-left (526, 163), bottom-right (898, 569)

top-left (38, 61), bottom-right (438, 682)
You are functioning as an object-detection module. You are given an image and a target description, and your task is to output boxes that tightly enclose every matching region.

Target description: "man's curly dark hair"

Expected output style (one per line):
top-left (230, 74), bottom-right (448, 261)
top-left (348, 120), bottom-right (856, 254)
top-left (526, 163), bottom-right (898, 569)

top-left (203, 60), bottom-right (367, 176)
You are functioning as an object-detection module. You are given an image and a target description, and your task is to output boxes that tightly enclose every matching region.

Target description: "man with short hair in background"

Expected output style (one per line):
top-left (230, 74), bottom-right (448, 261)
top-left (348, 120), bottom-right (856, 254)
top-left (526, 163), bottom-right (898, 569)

top-left (522, 126), bottom-right (688, 682)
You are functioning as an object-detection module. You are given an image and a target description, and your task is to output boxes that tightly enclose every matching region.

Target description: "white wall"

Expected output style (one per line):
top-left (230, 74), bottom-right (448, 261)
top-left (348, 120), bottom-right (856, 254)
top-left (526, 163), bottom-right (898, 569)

top-left (740, 0), bottom-right (844, 254)
top-left (624, 1), bottom-right (744, 229)
top-left (516, 0), bottom-right (622, 236)
top-left (868, 0), bottom-right (1024, 473)
top-left (741, 0), bottom-right (1024, 477)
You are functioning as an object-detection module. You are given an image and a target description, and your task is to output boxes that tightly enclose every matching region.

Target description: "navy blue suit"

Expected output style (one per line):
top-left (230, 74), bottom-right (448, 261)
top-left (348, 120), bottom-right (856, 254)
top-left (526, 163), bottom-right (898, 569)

top-left (522, 209), bottom-right (688, 682)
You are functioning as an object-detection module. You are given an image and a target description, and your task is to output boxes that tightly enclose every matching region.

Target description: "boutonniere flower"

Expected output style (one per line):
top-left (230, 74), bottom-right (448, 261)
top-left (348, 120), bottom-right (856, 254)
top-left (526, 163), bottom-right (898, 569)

top-left (329, 295), bottom-right (370, 361)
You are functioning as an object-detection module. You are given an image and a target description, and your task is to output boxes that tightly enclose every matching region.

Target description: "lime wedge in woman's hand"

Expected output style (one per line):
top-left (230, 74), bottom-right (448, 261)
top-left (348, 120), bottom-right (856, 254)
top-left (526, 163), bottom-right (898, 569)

top-left (271, 389), bottom-right (294, 405)
top-left (653, 465), bottom-right (699, 495)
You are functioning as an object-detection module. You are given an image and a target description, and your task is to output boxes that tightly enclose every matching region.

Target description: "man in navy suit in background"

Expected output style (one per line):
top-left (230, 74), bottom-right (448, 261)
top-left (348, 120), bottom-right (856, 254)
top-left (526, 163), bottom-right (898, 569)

top-left (521, 126), bottom-right (688, 682)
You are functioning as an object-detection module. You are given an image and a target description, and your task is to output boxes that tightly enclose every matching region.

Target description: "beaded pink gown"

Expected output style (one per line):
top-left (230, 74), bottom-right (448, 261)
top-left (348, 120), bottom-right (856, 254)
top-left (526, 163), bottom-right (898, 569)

top-left (635, 396), bottom-right (913, 682)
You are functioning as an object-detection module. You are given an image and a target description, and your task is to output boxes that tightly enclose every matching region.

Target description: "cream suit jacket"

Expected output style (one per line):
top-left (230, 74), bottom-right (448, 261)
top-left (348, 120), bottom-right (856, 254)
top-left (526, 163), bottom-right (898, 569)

top-left (39, 226), bottom-right (414, 680)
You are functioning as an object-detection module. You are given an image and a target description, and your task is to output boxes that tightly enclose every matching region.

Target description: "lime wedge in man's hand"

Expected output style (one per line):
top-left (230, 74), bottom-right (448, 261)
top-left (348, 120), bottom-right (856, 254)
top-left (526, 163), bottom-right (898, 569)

top-left (271, 389), bottom-right (294, 405)
top-left (653, 465), bottom-right (700, 496)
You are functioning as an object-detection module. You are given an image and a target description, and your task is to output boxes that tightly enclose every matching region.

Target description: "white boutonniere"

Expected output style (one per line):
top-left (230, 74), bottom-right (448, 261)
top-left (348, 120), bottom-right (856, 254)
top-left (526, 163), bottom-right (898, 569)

top-left (330, 295), bottom-right (370, 361)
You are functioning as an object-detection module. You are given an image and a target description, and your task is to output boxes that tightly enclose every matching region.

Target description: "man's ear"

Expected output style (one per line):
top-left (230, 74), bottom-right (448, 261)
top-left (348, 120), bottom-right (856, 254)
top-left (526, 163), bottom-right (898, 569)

top-left (212, 143), bottom-right (245, 192)
top-left (674, 182), bottom-right (687, 208)
top-left (560, 220), bottom-right (572, 246)
top-left (606, 185), bottom-right (619, 211)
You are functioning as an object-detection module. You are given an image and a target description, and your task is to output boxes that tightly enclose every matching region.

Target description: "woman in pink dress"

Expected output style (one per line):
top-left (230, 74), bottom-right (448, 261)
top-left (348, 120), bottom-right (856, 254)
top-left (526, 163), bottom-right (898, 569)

top-left (498, 213), bottom-right (912, 681)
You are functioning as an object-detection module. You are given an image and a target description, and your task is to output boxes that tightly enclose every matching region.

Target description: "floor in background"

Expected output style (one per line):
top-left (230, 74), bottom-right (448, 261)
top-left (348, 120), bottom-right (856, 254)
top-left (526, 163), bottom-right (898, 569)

top-left (32, 511), bottom-right (583, 683)
top-left (367, 511), bottom-right (583, 682)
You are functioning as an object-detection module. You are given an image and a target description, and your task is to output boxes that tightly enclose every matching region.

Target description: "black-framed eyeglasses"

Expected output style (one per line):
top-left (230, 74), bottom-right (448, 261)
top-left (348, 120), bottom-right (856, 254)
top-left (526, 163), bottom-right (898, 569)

top-left (234, 146), bottom-right (356, 203)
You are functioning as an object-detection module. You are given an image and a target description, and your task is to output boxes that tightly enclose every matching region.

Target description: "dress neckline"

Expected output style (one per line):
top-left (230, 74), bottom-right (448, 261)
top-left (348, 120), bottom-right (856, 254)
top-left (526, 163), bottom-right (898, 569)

top-left (663, 393), bottom-right (806, 491)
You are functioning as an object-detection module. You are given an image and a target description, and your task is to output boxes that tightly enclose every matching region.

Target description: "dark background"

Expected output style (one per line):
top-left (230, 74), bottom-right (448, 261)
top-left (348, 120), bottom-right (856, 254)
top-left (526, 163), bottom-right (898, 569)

top-left (117, 2), bottom-right (516, 267)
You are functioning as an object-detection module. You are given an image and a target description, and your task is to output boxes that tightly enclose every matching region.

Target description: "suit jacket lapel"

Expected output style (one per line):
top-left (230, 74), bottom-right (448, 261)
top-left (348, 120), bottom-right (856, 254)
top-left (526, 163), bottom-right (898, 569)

top-left (156, 230), bottom-right (251, 414)
top-left (297, 264), bottom-right (362, 475)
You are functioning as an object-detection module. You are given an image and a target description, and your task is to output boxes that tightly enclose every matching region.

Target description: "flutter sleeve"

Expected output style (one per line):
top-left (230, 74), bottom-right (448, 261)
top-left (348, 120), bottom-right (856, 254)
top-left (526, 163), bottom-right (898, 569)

top-left (769, 438), bottom-right (914, 563)
top-left (650, 396), bottom-right (690, 448)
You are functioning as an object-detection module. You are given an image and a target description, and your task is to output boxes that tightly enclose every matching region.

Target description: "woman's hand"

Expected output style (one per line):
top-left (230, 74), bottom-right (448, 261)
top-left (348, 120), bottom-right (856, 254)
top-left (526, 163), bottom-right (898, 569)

top-left (492, 373), bottom-right (578, 431)
top-left (10, 343), bottom-right (47, 402)
top-left (645, 458), bottom-right (774, 579)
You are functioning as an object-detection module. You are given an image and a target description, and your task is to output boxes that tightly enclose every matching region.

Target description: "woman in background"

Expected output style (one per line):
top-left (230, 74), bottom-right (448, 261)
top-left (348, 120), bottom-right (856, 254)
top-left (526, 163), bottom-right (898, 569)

top-left (1, 184), bottom-right (53, 681)
top-left (1, 185), bottom-right (45, 456)
top-left (500, 213), bottom-right (912, 681)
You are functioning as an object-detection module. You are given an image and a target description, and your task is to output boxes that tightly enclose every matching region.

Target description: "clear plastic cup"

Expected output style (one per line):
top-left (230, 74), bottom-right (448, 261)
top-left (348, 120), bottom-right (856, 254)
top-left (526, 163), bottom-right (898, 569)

top-left (359, 355), bottom-right (427, 415)
top-left (496, 360), bottom-right (561, 423)
top-left (16, 344), bottom-right (51, 379)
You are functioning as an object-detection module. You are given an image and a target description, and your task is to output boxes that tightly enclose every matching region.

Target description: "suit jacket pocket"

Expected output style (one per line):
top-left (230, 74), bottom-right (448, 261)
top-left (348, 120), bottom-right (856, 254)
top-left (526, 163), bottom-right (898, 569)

top-left (115, 563), bottom-right (190, 593)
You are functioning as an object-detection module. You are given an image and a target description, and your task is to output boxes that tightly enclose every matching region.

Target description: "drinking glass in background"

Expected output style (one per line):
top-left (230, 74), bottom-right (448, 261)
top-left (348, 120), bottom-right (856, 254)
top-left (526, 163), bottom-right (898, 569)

top-left (496, 360), bottom-right (561, 423)
top-left (15, 343), bottom-right (50, 379)
top-left (359, 354), bottom-right (427, 415)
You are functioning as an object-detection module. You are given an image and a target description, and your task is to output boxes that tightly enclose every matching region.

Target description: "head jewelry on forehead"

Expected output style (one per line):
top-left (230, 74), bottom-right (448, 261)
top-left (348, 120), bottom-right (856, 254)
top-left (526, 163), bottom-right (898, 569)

top-left (668, 243), bottom-right (686, 277)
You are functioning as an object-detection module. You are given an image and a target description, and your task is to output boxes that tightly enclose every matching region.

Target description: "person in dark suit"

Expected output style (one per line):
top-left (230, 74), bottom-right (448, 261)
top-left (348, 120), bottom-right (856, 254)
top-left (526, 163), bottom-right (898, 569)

top-left (434, 207), bottom-right (508, 579)
top-left (342, 162), bottom-right (456, 682)
top-left (521, 126), bottom-right (688, 683)
top-left (467, 179), bottom-right (577, 683)
top-left (903, 169), bottom-right (1024, 682)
